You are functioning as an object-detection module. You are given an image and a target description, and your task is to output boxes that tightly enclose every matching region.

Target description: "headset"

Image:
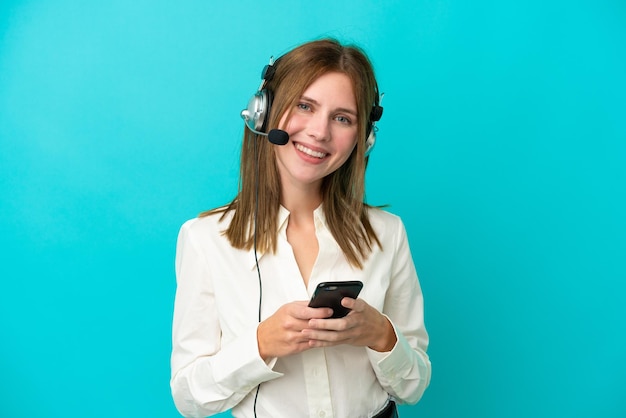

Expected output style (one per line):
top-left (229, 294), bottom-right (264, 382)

top-left (240, 56), bottom-right (384, 155)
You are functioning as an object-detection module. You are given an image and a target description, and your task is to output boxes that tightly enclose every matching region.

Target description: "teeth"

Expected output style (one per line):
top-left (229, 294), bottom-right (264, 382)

top-left (295, 143), bottom-right (327, 158)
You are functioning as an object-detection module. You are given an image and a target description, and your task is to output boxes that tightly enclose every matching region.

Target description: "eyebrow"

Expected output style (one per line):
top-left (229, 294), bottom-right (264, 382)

top-left (301, 95), bottom-right (358, 117)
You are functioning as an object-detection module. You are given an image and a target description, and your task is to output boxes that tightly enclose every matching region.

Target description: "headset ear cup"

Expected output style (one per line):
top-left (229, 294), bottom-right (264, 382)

top-left (242, 89), bottom-right (272, 133)
top-left (241, 57), bottom-right (278, 134)
top-left (365, 126), bottom-right (376, 156)
top-left (370, 105), bottom-right (383, 123)
top-left (365, 101), bottom-right (383, 156)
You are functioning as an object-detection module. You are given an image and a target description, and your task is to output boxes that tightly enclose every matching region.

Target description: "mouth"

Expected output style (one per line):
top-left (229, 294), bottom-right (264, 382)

top-left (295, 143), bottom-right (328, 159)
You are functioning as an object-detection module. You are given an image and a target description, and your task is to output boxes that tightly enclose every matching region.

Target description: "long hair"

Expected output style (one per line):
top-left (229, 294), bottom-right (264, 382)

top-left (203, 38), bottom-right (382, 268)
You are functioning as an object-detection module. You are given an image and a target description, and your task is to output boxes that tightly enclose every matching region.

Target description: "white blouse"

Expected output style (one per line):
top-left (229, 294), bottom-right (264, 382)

top-left (171, 206), bottom-right (431, 418)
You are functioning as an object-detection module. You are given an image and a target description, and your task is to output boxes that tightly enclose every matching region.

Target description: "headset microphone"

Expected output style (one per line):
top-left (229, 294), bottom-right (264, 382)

top-left (268, 129), bottom-right (289, 145)
top-left (241, 120), bottom-right (290, 146)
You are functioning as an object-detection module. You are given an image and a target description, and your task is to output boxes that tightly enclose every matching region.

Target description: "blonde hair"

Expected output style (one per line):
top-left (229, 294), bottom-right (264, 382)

top-left (203, 38), bottom-right (382, 268)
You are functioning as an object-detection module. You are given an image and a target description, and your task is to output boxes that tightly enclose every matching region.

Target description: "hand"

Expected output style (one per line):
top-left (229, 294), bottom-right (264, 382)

top-left (257, 301), bottom-right (333, 361)
top-left (302, 298), bottom-right (397, 352)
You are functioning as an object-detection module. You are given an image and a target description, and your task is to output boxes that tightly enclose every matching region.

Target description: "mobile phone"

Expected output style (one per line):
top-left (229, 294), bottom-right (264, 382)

top-left (308, 280), bottom-right (363, 318)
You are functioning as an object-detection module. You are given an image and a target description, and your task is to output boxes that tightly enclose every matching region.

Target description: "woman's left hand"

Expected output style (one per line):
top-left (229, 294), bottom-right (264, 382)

top-left (302, 298), bottom-right (397, 352)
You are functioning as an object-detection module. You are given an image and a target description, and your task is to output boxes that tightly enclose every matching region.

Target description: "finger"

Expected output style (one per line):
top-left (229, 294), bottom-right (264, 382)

top-left (293, 307), bottom-right (333, 320)
top-left (340, 297), bottom-right (357, 309)
top-left (303, 329), bottom-right (349, 344)
top-left (308, 317), bottom-right (351, 331)
top-left (288, 302), bottom-right (333, 319)
top-left (307, 306), bottom-right (334, 319)
top-left (343, 297), bottom-right (367, 313)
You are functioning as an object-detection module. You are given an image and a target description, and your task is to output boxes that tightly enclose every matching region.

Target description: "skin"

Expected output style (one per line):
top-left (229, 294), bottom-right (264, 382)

top-left (257, 72), bottom-right (397, 361)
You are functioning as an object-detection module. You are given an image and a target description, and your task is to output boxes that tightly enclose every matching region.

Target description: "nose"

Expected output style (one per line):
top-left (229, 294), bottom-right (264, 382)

top-left (306, 112), bottom-right (331, 142)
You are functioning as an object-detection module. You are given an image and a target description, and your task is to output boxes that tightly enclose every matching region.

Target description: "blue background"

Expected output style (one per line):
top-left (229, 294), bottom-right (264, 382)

top-left (1, 1), bottom-right (625, 417)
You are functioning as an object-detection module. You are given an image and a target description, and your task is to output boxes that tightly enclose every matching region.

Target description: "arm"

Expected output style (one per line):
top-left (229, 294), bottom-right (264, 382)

top-left (366, 218), bottom-right (431, 404)
top-left (170, 221), bottom-right (281, 417)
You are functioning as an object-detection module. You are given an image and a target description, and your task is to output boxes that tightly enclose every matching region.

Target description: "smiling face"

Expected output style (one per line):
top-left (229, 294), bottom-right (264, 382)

top-left (274, 71), bottom-right (358, 197)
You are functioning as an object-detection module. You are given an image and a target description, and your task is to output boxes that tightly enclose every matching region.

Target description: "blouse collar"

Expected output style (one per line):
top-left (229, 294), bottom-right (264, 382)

top-left (248, 204), bottom-right (327, 269)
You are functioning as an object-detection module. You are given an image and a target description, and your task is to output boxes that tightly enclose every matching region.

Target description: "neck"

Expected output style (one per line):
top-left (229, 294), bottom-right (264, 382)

top-left (281, 183), bottom-right (322, 219)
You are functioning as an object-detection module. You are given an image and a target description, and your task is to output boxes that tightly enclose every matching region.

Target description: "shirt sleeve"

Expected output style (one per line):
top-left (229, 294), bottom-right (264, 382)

top-left (170, 220), bottom-right (282, 417)
top-left (366, 217), bottom-right (432, 404)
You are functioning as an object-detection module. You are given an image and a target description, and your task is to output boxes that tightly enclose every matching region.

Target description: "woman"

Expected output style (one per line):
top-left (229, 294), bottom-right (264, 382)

top-left (171, 38), bottom-right (431, 418)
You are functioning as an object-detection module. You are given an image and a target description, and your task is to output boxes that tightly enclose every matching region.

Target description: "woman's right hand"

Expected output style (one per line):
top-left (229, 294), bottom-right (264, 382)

top-left (257, 301), bottom-right (333, 361)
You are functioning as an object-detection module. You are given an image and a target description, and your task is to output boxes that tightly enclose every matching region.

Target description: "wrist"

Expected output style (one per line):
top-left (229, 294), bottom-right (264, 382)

top-left (256, 321), bottom-right (270, 361)
top-left (369, 316), bottom-right (397, 352)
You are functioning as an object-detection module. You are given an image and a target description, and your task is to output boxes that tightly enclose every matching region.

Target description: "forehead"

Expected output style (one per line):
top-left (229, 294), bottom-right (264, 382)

top-left (301, 72), bottom-right (357, 109)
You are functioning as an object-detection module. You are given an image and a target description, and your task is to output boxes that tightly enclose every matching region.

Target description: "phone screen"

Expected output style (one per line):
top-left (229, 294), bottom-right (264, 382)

top-left (308, 280), bottom-right (363, 318)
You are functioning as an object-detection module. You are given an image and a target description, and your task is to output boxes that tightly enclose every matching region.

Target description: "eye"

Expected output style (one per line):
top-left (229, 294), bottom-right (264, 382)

top-left (335, 115), bottom-right (353, 125)
top-left (297, 102), bottom-right (311, 111)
